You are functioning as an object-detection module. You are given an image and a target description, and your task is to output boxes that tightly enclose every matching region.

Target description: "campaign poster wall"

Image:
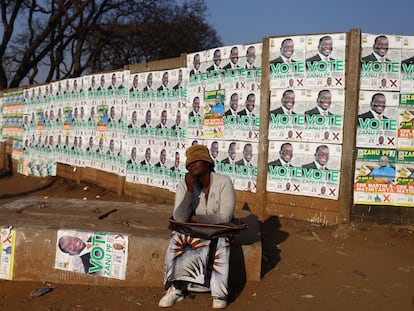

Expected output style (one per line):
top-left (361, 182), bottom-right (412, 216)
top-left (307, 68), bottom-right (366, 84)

top-left (355, 34), bottom-right (414, 206)
top-left (268, 33), bottom-right (346, 200)
top-left (2, 91), bottom-right (24, 159)
top-left (124, 67), bottom-right (188, 192)
top-left (184, 43), bottom-right (263, 192)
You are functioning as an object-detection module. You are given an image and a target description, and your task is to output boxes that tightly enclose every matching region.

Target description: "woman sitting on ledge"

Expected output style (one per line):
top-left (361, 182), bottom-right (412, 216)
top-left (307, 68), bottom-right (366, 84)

top-left (159, 144), bottom-right (236, 309)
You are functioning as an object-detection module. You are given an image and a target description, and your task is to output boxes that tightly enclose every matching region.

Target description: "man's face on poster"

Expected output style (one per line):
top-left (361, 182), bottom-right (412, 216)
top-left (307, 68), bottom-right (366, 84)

top-left (319, 36), bottom-right (333, 57)
top-left (315, 146), bottom-right (329, 166)
top-left (281, 39), bottom-right (294, 58)
top-left (317, 90), bottom-right (332, 111)
top-left (230, 93), bottom-right (238, 111)
top-left (371, 94), bottom-right (386, 115)
top-left (282, 90), bottom-right (295, 110)
top-left (373, 36), bottom-right (389, 57)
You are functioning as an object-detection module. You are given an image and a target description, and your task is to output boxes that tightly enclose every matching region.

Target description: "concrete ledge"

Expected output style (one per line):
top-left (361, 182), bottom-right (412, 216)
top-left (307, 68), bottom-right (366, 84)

top-left (0, 197), bottom-right (261, 286)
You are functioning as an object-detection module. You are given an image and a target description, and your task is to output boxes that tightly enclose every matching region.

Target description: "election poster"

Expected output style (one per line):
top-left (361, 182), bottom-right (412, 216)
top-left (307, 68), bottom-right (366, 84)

top-left (354, 147), bottom-right (396, 185)
top-left (360, 33), bottom-right (401, 91)
top-left (356, 90), bottom-right (399, 148)
top-left (125, 143), bottom-right (138, 183)
top-left (269, 36), bottom-right (306, 90)
top-left (269, 89), bottom-right (344, 143)
top-left (187, 51), bottom-right (207, 87)
top-left (269, 89), bottom-right (306, 141)
top-left (400, 36), bottom-right (414, 92)
top-left (354, 147), bottom-right (414, 206)
top-left (267, 141), bottom-right (341, 199)
top-left (395, 149), bottom-right (414, 205)
top-left (202, 89), bottom-right (225, 137)
top-left (55, 229), bottom-right (129, 280)
top-left (186, 93), bottom-right (204, 139)
top-left (302, 88), bottom-right (344, 143)
top-left (0, 227), bottom-right (16, 280)
top-left (305, 33), bottom-right (346, 89)
top-left (241, 43), bottom-right (262, 71)
top-left (232, 141), bottom-right (258, 193)
top-left (398, 93), bottom-right (414, 150)
top-left (231, 91), bottom-right (260, 142)
top-left (206, 140), bottom-right (258, 192)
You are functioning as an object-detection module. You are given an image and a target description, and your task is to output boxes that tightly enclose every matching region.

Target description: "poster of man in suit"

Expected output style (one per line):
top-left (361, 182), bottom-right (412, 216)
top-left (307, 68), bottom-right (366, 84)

top-left (360, 33), bottom-right (401, 91)
top-left (268, 89), bottom-right (305, 141)
top-left (233, 142), bottom-right (258, 193)
top-left (187, 51), bottom-right (206, 88)
top-left (356, 90), bottom-right (398, 148)
top-left (266, 141), bottom-right (341, 199)
top-left (55, 229), bottom-right (129, 280)
top-left (302, 89), bottom-right (345, 143)
top-left (304, 34), bottom-right (346, 89)
top-left (269, 36), bottom-right (306, 89)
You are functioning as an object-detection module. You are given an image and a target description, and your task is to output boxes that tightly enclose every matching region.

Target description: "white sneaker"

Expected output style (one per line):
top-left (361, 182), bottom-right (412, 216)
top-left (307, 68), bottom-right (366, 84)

top-left (212, 298), bottom-right (227, 309)
top-left (158, 285), bottom-right (184, 308)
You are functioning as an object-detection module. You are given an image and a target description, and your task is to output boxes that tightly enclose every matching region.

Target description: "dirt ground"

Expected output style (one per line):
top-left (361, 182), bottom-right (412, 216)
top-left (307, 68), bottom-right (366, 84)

top-left (0, 173), bottom-right (413, 311)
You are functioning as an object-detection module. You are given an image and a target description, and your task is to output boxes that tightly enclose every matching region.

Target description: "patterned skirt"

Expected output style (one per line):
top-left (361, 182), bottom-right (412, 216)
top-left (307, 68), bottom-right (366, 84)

top-left (163, 231), bottom-right (231, 300)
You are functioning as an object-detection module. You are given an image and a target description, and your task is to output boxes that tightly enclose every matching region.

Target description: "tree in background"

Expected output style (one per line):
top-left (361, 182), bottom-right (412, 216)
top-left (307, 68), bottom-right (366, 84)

top-left (0, 0), bottom-right (221, 90)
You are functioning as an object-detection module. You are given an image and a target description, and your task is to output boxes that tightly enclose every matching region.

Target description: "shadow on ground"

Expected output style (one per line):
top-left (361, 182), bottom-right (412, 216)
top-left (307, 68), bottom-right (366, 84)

top-left (228, 209), bottom-right (289, 302)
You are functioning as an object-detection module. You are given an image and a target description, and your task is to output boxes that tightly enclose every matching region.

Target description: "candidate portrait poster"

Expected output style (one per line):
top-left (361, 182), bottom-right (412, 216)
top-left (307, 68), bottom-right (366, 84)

top-left (304, 33), bottom-right (346, 89)
top-left (55, 229), bottom-right (129, 280)
top-left (356, 90), bottom-right (399, 149)
top-left (360, 33), bottom-right (401, 91)
top-left (269, 36), bottom-right (306, 90)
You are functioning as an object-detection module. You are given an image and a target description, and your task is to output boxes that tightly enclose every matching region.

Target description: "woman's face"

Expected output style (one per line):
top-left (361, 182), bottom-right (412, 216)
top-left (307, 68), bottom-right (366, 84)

top-left (187, 160), bottom-right (210, 176)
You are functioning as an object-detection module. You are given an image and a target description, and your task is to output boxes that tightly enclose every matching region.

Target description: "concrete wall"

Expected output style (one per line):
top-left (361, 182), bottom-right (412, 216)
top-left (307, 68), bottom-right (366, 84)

top-left (0, 197), bottom-right (261, 286)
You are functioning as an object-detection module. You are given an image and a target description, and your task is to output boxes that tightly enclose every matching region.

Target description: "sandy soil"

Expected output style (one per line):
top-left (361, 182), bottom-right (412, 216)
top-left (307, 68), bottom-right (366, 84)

top-left (0, 173), bottom-right (413, 311)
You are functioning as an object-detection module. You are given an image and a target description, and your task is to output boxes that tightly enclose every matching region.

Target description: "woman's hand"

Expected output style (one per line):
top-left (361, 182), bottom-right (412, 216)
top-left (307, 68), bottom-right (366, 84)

top-left (189, 215), bottom-right (198, 223)
top-left (185, 172), bottom-right (195, 193)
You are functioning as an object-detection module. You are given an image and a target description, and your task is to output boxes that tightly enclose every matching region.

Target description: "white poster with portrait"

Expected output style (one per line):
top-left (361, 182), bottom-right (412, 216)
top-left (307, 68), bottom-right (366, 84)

top-left (55, 229), bottom-right (128, 280)
top-left (356, 90), bottom-right (399, 148)
top-left (270, 36), bottom-right (306, 90)
top-left (304, 33), bottom-right (346, 89)
top-left (360, 33), bottom-right (401, 91)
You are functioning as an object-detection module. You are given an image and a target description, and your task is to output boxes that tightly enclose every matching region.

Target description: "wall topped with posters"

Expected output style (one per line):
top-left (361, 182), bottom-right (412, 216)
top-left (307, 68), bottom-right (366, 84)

top-left (0, 29), bottom-right (413, 224)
